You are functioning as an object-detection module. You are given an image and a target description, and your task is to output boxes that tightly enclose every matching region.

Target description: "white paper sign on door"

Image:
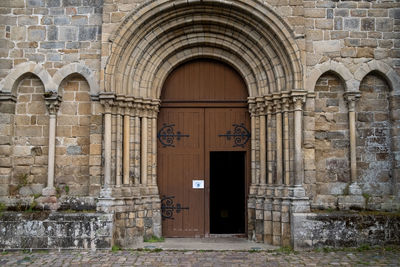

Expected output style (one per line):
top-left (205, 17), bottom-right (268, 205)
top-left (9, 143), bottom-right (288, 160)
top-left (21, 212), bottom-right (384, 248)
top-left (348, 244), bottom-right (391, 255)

top-left (192, 180), bottom-right (204, 189)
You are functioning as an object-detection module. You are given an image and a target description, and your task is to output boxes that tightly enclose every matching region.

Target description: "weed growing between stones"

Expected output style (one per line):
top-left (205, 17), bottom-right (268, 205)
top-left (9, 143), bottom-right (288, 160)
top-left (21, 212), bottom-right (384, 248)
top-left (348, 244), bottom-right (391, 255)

top-left (0, 202), bottom-right (5, 215)
top-left (137, 248), bottom-right (163, 253)
top-left (362, 193), bottom-right (371, 209)
top-left (111, 245), bottom-right (121, 252)
top-left (143, 235), bottom-right (165, 243)
top-left (274, 246), bottom-right (298, 255)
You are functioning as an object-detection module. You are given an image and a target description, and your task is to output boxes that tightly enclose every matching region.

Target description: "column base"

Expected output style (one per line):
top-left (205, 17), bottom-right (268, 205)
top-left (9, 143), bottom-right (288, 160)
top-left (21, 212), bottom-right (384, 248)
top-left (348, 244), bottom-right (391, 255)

top-left (42, 186), bottom-right (56, 196)
top-left (289, 185), bottom-right (306, 198)
top-left (96, 185), bottom-right (161, 247)
top-left (349, 182), bottom-right (362, 195)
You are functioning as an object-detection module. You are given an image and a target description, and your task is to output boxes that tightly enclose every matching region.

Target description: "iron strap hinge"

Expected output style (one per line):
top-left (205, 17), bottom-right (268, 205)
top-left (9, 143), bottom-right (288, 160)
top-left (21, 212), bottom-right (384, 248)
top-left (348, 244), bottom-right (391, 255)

top-left (218, 123), bottom-right (251, 148)
top-left (161, 195), bottom-right (189, 220)
top-left (157, 123), bottom-right (190, 147)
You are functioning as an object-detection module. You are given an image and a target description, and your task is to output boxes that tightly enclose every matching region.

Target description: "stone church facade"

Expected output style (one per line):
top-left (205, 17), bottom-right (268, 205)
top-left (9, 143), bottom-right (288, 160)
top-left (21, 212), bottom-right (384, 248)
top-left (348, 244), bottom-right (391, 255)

top-left (0, 0), bottom-right (399, 249)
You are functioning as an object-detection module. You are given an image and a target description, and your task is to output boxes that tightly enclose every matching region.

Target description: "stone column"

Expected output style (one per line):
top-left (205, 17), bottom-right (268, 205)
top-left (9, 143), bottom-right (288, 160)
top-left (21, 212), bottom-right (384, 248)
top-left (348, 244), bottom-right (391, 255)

top-left (249, 99), bottom-right (257, 185)
top-left (100, 94), bottom-right (115, 189)
top-left (344, 92), bottom-right (361, 183)
top-left (115, 105), bottom-right (123, 187)
top-left (291, 92), bottom-right (306, 187)
top-left (273, 94), bottom-right (283, 185)
top-left (43, 95), bottom-right (61, 196)
top-left (151, 115), bottom-right (157, 185)
top-left (265, 98), bottom-right (273, 185)
top-left (257, 98), bottom-right (267, 185)
top-left (141, 111), bottom-right (148, 185)
top-left (123, 105), bottom-right (131, 185)
top-left (134, 113), bottom-right (141, 185)
top-left (282, 94), bottom-right (290, 186)
top-left (151, 101), bottom-right (160, 186)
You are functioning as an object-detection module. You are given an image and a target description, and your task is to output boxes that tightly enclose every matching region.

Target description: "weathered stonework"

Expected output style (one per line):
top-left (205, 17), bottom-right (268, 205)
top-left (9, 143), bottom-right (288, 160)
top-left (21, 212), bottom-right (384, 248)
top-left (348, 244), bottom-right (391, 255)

top-left (0, 0), bottom-right (399, 249)
top-left (0, 211), bottom-right (113, 249)
top-left (292, 211), bottom-right (400, 249)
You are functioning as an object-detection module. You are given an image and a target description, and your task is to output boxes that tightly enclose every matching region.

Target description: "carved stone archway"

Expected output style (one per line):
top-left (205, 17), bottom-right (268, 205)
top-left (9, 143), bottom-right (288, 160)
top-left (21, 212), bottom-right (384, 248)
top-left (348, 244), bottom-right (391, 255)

top-left (99, 0), bottom-right (309, 247)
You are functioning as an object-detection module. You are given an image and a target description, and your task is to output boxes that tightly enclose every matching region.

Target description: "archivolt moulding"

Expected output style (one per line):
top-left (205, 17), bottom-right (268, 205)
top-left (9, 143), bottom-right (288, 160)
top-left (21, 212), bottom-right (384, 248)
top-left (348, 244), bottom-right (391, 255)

top-left (103, 0), bottom-right (303, 99)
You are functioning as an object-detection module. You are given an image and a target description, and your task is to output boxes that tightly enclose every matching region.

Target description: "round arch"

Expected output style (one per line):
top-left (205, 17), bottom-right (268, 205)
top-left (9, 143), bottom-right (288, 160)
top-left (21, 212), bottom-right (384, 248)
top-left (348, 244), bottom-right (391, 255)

top-left (0, 62), bottom-right (55, 95)
top-left (306, 61), bottom-right (355, 92)
top-left (354, 60), bottom-right (400, 95)
top-left (53, 63), bottom-right (99, 96)
top-left (103, 0), bottom-right (303, 99)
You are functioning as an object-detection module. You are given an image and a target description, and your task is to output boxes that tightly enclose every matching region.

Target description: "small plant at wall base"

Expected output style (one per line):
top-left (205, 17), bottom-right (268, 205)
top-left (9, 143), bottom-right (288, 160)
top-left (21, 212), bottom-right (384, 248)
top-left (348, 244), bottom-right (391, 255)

top-left (26, 201), bottom-right (38, 213)
top-left (0, 202), bottom-right (6, 215)
top-left (55, 187), bottom-right (62, 197)
top-left (143, 235), bottom-right (165, 243)
top-left (362, 193), bottom-right (371, 209)
top-left (343, 183), bottom-right (350, 196)
top-left (111, 245), bottom-right (121, 252)
top-left (17, 173), bottom-right (30, 189)
top-left (55, 185), bottom-right (70, 197)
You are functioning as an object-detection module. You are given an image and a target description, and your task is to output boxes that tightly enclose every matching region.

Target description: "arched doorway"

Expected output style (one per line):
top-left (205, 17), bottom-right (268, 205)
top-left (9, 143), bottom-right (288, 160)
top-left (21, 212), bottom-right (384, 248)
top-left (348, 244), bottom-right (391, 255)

top-left (99, 0), bottom-right (307, 247)
top-left (157, 59), bottom-right (251, 237)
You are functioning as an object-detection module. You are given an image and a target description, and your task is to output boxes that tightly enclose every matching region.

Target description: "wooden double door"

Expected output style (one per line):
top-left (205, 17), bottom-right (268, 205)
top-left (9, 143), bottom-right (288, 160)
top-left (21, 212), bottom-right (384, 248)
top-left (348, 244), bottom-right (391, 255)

top-left (157, 59), bottom-right (250, 237)
top-left (157, 107), bottom-right (250, 237)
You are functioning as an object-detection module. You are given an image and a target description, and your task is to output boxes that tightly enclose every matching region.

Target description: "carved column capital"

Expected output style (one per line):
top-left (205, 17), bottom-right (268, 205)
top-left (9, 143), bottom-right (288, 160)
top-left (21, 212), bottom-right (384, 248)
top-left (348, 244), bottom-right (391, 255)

top-left (344, 92), bottom-right (361, 112)
top-left (273, 98), bottom-right (282, 112)
top-left (248, 97), bottom-right (258, 116)
top-left (256, 97), bottom-right (266, 116)
top-left (125, 101), bottom-right (133, 115)
top-left (290, 90), bottom-right (307, 108)
top-left (116, 101), bottom-right (125, 115)
top-left (281, 93), bottom-right (291, 112)
top-left (44, 94), bottom-right (62, 115)
top-left (99, 92), bottom-right (115, 114)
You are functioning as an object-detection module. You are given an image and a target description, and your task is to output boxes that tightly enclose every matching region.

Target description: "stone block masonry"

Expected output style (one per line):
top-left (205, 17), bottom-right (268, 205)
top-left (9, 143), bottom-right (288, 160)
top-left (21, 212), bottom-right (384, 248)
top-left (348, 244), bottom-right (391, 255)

top-left (0, 0), bottom-right (103, 81)
top-left (292, 211), bottom-right (400, 249)
top-left (0, 212), bottom-right (113, 249)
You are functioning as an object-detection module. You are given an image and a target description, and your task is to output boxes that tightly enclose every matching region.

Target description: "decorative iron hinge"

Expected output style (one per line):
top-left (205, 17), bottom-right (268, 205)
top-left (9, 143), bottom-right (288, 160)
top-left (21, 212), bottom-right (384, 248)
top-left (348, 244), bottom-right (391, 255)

top-left (218, 123), bottom-right (251, 148)
top-left (161, 195), bottom-right (189, 220)
top-left (157, 123), bottom-right (190, 147)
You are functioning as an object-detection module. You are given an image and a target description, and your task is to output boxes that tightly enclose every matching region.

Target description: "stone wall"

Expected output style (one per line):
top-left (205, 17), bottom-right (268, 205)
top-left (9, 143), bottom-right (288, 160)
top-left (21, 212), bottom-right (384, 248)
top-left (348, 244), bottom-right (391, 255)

top-left (292, 211), bottom-right (400, 249)
top-left (97, 187), bottom-right (161, 247)
top-left (0, 0), bottom-right (102, 81)
top-left (356, 73), bottom-right (398, 208)
top-left (314, 73), bottom-right (350, 208)
top-left (0, 211), bottom-right (112, 249)
top-left (11, 75), bottom-right (48, 197)
top-left (0, 97), bottom-right (14, 196)
top-left (56, 75), bottom-right (91, 196)
top-left (304, 1), bottom-right (399, 68)
top-left (0, 73), bottom-right (101, 202)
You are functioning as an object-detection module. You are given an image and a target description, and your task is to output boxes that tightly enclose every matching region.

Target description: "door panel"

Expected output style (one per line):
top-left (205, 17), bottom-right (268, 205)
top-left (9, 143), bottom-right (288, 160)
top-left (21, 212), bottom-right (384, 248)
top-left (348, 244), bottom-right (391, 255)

top-left (205, 108), bottom-right (251, 151)
top-left (158, 108), bottom-right (205, 237)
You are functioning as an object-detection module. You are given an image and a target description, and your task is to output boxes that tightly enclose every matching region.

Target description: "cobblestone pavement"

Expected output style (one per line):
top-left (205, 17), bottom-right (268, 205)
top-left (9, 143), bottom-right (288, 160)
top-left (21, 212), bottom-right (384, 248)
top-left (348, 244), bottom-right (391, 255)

top-left (0, 248), bottom-right (399, 266)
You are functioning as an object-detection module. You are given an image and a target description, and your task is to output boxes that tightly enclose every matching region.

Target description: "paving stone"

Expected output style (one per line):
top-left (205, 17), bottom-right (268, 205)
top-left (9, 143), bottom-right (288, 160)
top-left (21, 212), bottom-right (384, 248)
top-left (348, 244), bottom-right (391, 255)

top-left (0, 249), bottom-right (399, 266)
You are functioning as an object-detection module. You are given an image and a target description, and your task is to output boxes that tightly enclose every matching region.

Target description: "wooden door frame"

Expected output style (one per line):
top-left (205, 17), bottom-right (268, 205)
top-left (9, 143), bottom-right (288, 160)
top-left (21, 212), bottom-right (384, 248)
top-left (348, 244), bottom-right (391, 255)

top-left (159, 102), bottom-right (251, 237)
top-left (204, 145), bottom-right (250, 237)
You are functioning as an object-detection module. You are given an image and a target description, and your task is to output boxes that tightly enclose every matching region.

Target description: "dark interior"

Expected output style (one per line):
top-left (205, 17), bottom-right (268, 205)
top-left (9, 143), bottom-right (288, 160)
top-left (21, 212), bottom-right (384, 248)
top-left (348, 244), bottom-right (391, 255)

top-left (210, 151), bottom-right (245, 234)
